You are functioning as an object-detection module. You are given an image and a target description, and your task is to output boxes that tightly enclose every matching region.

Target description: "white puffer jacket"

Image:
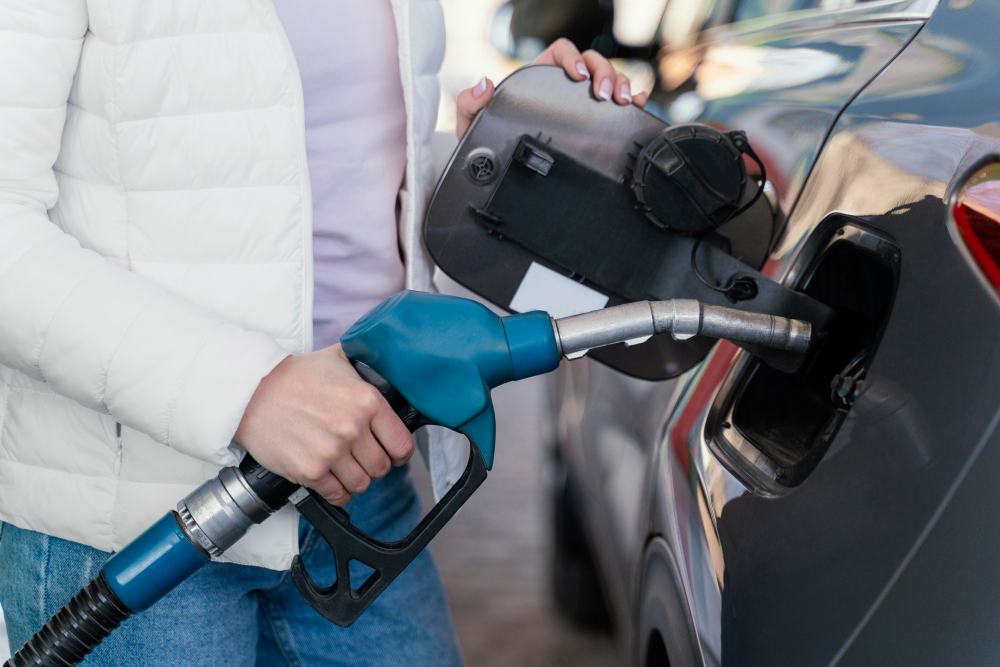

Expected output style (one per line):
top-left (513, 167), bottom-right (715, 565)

top-left (0, 0), bottom-right (445, 570)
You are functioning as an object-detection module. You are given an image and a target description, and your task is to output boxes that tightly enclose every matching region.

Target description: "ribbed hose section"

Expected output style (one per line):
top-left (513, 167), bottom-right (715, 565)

top-left (6, 573), bottom-right (132, 667)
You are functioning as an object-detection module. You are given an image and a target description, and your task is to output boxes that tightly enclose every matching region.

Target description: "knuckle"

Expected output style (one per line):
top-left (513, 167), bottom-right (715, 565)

top-left (345, 423), bottom-right (362, 442)
top-left (396, 435), bottom-right (415, 457)
top-left (334, 419), bottom-right (361, 443)
top-left (350, 475), bottom-right (371, 495)
top-left (358, 385), bottom-right (381, 412)
top-left (300, 462), bottom-right (327, 484)
top-left (374, 456), bottom-right (392, 478)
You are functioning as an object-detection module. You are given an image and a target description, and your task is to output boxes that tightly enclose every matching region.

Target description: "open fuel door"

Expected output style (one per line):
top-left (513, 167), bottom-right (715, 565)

top-left (424, 66), bottom-right (834, 380)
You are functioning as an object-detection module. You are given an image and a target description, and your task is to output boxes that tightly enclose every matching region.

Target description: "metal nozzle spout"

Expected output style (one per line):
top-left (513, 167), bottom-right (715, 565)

top-left (552, 299), bottom-right (811, 360)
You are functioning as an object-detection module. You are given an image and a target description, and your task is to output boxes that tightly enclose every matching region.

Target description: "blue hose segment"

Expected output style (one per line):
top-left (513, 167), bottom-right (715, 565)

top-left (102, 512), bottom-right (209, 612)
top-left (501, 311), bottom-right (560, 380)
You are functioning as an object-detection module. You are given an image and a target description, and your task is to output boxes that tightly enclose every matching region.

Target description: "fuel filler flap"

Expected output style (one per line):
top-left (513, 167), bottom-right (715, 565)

top-left (424, 66), bottom-right (834, 380)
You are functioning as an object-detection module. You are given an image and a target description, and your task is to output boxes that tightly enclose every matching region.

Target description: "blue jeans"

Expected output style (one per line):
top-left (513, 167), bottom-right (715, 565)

top-left (0, 466), bottom-right (463, 667)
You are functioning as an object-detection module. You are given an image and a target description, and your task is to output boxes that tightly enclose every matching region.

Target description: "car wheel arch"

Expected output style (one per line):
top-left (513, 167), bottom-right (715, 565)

top-left (637, 536), bottom-right (704, 667)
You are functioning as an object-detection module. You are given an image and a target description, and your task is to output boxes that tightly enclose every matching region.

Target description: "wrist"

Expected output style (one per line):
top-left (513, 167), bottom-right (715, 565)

top-left (235, 354), bottom-right (292, 446)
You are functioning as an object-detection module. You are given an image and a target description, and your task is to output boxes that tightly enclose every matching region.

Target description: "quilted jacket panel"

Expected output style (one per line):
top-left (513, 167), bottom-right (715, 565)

top-left (0, 0), bottom-right (443, 569)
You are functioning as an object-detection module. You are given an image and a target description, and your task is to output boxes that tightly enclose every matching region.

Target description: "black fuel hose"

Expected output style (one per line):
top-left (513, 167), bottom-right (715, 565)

top-left (5, 454), bottom-right (297, 667)
top-left (5, 573), bottom-right (131, 667)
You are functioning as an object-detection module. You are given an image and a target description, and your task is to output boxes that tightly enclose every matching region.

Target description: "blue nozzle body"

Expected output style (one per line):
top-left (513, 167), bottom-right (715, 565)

top-left (340, 291), bottom-right (560, 468)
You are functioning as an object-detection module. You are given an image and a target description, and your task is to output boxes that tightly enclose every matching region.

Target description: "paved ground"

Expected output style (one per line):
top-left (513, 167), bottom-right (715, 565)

top-left (409, 345), bottom-right (621, 666)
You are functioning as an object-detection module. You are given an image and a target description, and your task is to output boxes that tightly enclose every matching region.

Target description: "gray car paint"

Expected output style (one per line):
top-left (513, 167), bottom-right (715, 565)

top-left (555, 0), bottom-right (1000, 664)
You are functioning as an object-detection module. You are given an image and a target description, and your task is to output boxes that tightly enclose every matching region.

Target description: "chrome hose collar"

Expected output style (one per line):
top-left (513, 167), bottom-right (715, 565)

top-left (177, 471), bottom-right (255, 555)
top-left (219, 466), bottom-right (273, 524)
top-left (176, 503), bottom-right (222, 558)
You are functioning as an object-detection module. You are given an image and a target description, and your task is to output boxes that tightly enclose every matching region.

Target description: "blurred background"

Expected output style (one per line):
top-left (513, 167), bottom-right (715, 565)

top-left (434, 0), bottom-right (660, 136)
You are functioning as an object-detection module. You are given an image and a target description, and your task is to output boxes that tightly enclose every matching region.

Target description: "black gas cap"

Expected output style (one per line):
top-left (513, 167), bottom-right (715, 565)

top-left (632, 124), bottom-right (749, 234)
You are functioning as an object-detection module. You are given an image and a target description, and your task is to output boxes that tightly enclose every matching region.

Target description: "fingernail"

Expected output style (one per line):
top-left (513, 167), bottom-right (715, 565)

top-left (598, 78), bottom-right (613, 101)
top-left (575, 61), bottom-right (590, 79)
top-left (472, 76), bottom-right (487, 99)
top-left (621, 84), bottom-right (632, 103)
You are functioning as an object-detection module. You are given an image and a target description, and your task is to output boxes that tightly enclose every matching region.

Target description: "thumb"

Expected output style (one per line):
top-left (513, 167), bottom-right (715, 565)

top-left (456, 76), bottom-right (494, 140)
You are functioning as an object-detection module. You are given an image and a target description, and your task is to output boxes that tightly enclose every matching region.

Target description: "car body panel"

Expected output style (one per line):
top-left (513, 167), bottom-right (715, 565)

top-left (575, 362), bottom-right (677, 616)
top-left (810, 4), bottom-right (1000, 664)
top-left (556, 0), bottom-right (1000, 665)
top-left (659, 16), bottom-right (923, 211)
top-left (666, 2), bottom-right (1000, 664)
top-left (558, 0), bottom-right (934, 658)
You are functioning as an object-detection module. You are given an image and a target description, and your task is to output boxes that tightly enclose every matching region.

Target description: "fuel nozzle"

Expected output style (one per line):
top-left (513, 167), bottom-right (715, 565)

top-left (552, 299), bottom-right (811, 360)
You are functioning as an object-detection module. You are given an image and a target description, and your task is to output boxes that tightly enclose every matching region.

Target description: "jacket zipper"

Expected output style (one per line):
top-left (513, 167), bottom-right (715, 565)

top-left (114, 422), bottom-right (123, 475)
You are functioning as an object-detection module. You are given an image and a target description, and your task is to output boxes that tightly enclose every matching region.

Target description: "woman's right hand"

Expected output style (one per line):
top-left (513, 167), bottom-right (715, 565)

top-left (234, 344), bottom-right (415, 506)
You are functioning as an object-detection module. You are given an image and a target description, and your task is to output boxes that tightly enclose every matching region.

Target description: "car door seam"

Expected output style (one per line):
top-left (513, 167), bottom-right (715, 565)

top-left (827, 400), bottom-right (1000, 666)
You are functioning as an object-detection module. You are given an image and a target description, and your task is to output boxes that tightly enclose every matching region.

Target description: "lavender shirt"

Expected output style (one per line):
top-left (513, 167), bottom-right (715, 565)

top-left (273, 0), bottom-right (408, 350)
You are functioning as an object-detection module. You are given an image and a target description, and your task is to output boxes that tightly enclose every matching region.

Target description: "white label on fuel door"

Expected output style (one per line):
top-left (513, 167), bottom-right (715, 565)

top-left (508, 262), bottom-right (609, 319)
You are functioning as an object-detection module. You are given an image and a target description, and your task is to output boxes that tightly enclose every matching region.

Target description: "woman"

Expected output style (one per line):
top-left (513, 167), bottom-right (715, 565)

top-left (0, 1), bottom-right (644, 664)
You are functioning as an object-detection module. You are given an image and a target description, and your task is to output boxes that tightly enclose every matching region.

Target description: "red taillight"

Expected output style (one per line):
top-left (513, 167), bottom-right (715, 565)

top-left (954, 164), bottom-right (1000, 289)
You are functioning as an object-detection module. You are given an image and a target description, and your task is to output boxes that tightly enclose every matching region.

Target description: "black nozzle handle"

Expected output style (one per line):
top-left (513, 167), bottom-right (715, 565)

top-left (289, 360), bottom-right (489, 627)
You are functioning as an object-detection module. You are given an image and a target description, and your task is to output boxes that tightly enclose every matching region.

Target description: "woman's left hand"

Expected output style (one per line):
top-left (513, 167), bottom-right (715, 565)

top-left (456, 38), bottom-right (648, 139)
